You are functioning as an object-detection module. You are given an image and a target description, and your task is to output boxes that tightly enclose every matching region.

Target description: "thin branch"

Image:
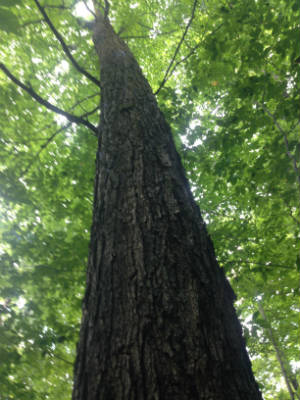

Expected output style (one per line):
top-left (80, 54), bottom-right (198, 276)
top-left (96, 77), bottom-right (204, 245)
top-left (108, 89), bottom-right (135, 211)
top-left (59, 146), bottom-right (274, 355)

top-left (167, 23), bottom-right (223, 81)
top-left (154, 22), bottom-right (223, 95)
top-left (21, 123), bottom-right (71, 178)
top-left (283, 198), bottom-right (300, 224)
top-left (82, 0), bottom-right (96, 17)
top-left (44, 5), bottom-right (71, 9)
top-left (222, 259), bottom-right (294, 270)
top-left (121, 29), bottom-right (178, 40)
top-left (258, 303), bottom-right (296, 400)
top-left (21, 105), bottom-right (99, 177)
top-left (11, 93), bottom-right (99, 146)
top-left (121, 34), bottom-right (150, 39)
top-left (21, 19), bottom-right (44, 28)
top-left (258, 103), bottom-right (300, 195)
top-left (0, 63), bottom-right (98, 134)
top-left (93, 0), bottom-right (110, 19)
top-left (51, 352), bottom-right (74, 366)
top-left (258, 105), bottom-right (300, 265)
top-left (33, 0), bottom-right (100, 87)
top-left (155, 0), bottom-right (198, 95)
top-left (68, 92), bottom-right (100, 112)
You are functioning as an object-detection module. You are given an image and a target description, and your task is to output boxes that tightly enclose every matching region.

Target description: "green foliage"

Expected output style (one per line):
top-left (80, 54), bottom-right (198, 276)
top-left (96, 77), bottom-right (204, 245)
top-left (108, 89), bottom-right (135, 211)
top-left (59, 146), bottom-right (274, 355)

top-left (0, 0), bottom-right (299, 399)
top-left (0, 5), bottom-right (20, 34)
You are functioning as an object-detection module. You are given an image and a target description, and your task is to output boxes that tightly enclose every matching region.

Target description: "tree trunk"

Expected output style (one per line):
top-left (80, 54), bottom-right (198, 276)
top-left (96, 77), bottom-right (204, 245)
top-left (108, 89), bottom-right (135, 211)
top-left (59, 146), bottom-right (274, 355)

top-left (72, 13), bottom-right (263, 400)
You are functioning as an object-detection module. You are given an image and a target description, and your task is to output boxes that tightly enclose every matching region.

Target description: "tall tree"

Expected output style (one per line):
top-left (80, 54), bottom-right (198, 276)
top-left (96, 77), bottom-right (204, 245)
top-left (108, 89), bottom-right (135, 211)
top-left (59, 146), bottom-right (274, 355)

top-left (0, 0), bottom-right (298, 399)
top-left (71, 4), bottom-right (262, 399)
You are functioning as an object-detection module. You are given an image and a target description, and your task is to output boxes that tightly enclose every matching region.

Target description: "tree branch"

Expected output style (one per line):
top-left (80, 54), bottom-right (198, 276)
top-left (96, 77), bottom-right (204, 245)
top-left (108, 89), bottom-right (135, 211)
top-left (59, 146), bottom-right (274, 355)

top-left (154, 23), bottom-right (223, 95)
top-left (68, 92), bottom-right (100, 113)
top-left (172, 23), bottom-right (223, 70)
top-left (51, 352), bottom-right (74, 366)
top-left (104, 0), bottom-right (110, 18)
top-left (22, 123), bottom-right (71, 177)
top-left (0, 63), bottom-right (98, 134)
top-left (258, 103), bottom-right (300, 197)
top-left (82, 0), bottom-right (96, 17)
top-left (21, 18), bottom-right (44, 28)
top-left (33, 0), bottom-right (100, 87)
top-left (21, 105), bottom-right (99, 177)
top-left (121, 29), bottom-right (178, 40)
top-left (154, 0), bottom-right (198, 95)
top-left (258, 303), bottom-right (297, 400)
top-left (223, 259), bottom-right (294, 270)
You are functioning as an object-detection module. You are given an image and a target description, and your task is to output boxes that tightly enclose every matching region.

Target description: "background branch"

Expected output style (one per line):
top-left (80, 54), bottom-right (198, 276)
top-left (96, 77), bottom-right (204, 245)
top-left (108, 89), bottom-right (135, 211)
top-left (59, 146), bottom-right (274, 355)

top-left (121, 29), bottom-right (178, 40)
top-left (258, 103), bottom-right (300, 199)
top-left (154, 22), bottom-right (223, 95)
top-left (155, 0), bottom-right (198, 95)
top-left (33, 0), bottom-right (100, 87)
top-left (0, 63), bottom-right (98, 134)
top-left (222, 259), bottom-right (294, 270)
top-left (21, 105), bottom-right (99, 177)
top-left (82, 0), bottom-right (96, 17)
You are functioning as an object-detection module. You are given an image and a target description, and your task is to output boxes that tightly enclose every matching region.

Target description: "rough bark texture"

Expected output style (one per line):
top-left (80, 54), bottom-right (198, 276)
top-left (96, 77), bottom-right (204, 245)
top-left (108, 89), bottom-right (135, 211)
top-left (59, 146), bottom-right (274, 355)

top-left (72, 14), bottom-right (263, 400)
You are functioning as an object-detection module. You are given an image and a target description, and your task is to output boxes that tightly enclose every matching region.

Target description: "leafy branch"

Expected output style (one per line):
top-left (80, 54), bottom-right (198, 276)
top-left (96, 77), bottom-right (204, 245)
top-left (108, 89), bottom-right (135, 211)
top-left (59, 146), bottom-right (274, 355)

top-left (154, 22), bottom-right (223, 95)
top-left (121, 29), bottom-right (178, 40)
top-left (92, 0), bottom-right (110, 19)
top-left (154, 0), bottom-right (198, 95)
top-left (21, 105), bottom-right (99, 177)
top-left (52, 353), bottom-right (74, 366)
top-left (0, 63), bottom-right (98, 134)
top-left (33, 0), bottom-right (100, 87)
top-left (223, 259), bottom-right (294, 270)
top-left (82, 0), bottom-right (96, 17)
top-left (258, 103), bottom-right (300, 199)
top-left (11, 93), bottom-right (100, 146)
top-left (258, 302), bottom-right (299, 400)
top-left (21, 19), bottom-right (44, 28)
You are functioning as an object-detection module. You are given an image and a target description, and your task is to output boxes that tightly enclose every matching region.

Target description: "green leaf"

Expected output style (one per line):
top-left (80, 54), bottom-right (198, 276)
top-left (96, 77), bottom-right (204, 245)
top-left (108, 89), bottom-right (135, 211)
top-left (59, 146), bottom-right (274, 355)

top-left (0, 0), bottom-right (21, 6)
top-left (0, 7), bottom-right (20, 34)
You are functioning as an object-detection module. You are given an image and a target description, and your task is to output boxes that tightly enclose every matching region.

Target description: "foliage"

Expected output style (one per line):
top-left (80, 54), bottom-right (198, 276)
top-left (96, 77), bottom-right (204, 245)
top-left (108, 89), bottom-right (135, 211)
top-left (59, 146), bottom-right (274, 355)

top-left (0, 0), bottom-right (299, 399)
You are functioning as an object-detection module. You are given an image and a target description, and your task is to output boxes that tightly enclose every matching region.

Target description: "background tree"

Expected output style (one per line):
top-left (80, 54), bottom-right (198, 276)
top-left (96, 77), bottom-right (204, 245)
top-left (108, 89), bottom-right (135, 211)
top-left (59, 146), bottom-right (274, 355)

top-left (0, 0), bottom-right (299, 399)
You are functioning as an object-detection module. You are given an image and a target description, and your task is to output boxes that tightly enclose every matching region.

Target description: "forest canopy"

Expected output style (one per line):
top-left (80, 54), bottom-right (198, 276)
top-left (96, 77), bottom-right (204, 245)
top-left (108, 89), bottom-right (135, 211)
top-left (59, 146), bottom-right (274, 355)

top-left (0, 0), bottom-right (299, 399)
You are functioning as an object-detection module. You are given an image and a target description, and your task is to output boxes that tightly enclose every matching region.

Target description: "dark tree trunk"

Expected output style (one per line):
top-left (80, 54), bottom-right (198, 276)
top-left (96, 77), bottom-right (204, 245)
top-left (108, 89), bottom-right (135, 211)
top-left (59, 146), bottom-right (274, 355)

top-left (72, 13), bottom-right (263, 400)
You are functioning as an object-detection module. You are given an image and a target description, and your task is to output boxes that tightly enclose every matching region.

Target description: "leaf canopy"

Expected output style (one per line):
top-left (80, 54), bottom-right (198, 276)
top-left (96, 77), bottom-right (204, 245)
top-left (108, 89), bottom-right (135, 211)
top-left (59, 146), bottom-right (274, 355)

top-left (0, 0), bottom-right (299, 399)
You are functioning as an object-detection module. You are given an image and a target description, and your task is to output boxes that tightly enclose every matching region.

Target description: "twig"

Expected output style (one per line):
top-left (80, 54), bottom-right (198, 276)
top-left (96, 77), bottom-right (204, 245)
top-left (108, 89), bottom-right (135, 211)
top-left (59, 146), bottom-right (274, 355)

top-left (33, 0), bottom-right (100, 87)
top-left (155, 0), bottom-right (198, 95)
top-left (21, 123), bottom-right (71, 177)
top-left (283, 198), bottom-right (300, 224)
top-left (93, 0), bottom-right (110, 18)
top-left (258, 103), bottom-right (300, 195)
top-left (12, 93), bottom-right (99, 146)
top-left (21, 19), bottom-right (44, 28)
top-left (121, 29), bottom-right (178, 40)
top-left (44, 5), bottom-right (70, 10)
top-left (0, 63), bottom-right (98, 134)
top-left (154, 22), bottom-right (223, 95)
top-left (223, 259), bottom-right (294, 270)
top-left (52, 353), bottom-right (74, 366)
top-left (258, 303), bottom-right (297, 400)
top-left (82, 0), bottom-right (96, 17)
top-left (172, 22), bottom-right (223, 71)
top-left (68, 92), bottom-right (100, 112)
top-left (21, 105), bottom-right (99, 177)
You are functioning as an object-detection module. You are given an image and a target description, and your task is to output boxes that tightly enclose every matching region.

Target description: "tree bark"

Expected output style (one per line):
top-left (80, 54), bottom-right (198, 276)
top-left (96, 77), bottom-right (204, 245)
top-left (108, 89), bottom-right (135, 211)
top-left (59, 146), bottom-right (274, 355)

top-left (72, 13), bottom-right (263, 400)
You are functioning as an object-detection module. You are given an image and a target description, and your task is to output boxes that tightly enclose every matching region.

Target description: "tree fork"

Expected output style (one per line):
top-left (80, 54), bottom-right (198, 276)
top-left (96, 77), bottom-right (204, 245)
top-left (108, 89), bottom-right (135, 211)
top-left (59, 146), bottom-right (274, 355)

top-left (72, 13), bottom-right (263, 400)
